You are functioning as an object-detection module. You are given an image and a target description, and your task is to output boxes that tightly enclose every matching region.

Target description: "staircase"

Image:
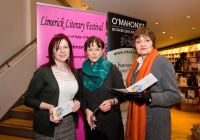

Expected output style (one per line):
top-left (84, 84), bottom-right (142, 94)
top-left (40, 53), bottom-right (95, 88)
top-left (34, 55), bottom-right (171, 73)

top-left (0, 98), bottom-right (34, 140)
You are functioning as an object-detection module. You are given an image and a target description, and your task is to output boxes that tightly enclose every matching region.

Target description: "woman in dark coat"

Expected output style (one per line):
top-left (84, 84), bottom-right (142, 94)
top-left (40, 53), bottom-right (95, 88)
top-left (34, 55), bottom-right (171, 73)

top-left (78, 36), bottom-right (126, 140)
top-left (24, 33), bottom-right (80, 139)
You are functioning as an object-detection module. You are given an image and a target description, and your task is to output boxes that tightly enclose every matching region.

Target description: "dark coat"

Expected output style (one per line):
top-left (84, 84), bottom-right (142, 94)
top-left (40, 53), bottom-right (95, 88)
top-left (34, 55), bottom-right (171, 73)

top-left (131, 55), bottom-right (181, 140)
top-left (78, 65), bottom-right (126, 140)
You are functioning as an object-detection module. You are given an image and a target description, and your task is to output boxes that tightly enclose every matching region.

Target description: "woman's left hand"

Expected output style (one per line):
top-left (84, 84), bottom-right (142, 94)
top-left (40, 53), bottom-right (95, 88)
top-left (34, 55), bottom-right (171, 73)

top-left (72, 100), bottom-right (80, 112)
top-left (99, 99), bottom-right (112, 112)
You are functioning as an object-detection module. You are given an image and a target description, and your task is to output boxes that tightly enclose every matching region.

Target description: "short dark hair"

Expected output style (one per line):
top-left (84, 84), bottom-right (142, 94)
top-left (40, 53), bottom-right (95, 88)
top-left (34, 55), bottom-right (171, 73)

top-left (41, 33), bottom-right (75, 73)
top-left (180, 53), bottom-right (187, 58)
top-left (84, 36), bottom-right (105, 51)
top-left (133, 27), bottom-right (156, 48)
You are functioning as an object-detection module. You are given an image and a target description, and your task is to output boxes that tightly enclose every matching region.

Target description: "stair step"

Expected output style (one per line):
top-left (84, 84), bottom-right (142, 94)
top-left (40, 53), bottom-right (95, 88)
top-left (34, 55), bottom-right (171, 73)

top-left (0, 134), bottom-right (33, 140)
top-left (11, 105), bottom-right (34, 120)
top-left (11, 105), bottom-right (33, 113)
top-left (0, 118), bottom-right (33, 129)
top-left (0, 118), bottom-right (33, 138)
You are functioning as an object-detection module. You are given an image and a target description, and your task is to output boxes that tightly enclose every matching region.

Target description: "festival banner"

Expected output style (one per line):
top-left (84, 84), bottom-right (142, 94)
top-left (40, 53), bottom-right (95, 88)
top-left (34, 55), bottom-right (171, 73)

top-left (37, 3), bottom-right (106, 68)
top-left (37, 3), bottom-right (106, 140)
top-left (107, 12), bottom-right (147, 82)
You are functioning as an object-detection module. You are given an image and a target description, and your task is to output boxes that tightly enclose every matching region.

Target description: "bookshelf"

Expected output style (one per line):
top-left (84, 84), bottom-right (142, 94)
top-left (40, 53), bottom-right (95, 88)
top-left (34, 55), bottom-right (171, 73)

top-left (177, 85), bottom-right (200, 112)
top-left (177, 101), bottom-right (198, 112)
top-left (159, 43), bottom-right (200, 66)
top-left (160, 44), bottom-right (200, 112)
top-left (177, 70), bottom-right (200, 112)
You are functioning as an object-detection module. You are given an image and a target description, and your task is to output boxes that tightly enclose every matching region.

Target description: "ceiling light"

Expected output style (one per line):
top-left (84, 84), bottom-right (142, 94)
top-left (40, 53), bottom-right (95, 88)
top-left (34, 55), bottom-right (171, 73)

top-left (170, 37), bottom-right (173, 39)
top-left (162, 32), bottom-right (165, 34)
top-left (155, 22), bottom-right (158, 24)
top-left (192, 27), bottom-right (195, 29)
top-left (186, 16), bottom-right (190, 18)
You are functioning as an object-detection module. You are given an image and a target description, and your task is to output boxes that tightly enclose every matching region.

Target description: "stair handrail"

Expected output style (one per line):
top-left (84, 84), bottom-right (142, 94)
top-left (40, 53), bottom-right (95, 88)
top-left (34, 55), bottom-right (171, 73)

top-left (0, 38), bottom-right (37, 71)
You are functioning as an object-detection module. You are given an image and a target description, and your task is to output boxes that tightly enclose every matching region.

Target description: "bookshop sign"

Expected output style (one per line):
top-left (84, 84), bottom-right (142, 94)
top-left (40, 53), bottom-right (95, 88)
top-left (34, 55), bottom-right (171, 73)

top-left (107, 12), bottom-right (147, 81)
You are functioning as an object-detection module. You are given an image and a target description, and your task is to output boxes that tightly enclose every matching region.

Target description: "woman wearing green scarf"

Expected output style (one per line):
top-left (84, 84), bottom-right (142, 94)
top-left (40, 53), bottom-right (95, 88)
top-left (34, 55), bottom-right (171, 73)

top-left (78, 36), bottom-right (126, 140)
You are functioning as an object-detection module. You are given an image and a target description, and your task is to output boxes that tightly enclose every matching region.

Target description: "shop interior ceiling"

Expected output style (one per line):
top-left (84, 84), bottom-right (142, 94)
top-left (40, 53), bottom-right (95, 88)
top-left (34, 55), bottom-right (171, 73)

top-left (78, 0), bottom-right (200, 49)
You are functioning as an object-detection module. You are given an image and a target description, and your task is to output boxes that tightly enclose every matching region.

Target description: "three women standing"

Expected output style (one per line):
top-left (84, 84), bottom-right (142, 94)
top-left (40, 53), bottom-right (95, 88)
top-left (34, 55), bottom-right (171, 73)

top-left (24, 27), bottom-right (180, 140)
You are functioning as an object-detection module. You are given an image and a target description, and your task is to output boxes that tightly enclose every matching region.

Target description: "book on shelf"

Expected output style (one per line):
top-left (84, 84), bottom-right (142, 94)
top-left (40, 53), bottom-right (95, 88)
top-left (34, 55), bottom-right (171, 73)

top-left (180, 92), bottom-right (186, 102)
top-left (189, 58), bottom-right (197, 63)
top-left (180, 77), bottom-right (187, 86)
top-left (196, 58), bottom-right (200, 63)
top-left (196, 58), bottom-right (200, 70)
top-left (188, 90), bottom-right (195, 99)
top-left (185, 72), bottom-right (192, 79)
top-left (190, 63), bottom-right (198, 70)
top-left (196, 75), bottom-right (200, 86)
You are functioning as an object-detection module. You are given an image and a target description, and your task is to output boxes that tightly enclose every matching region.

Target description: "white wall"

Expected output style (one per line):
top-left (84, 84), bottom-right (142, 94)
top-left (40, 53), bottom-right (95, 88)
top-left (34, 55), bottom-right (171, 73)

top-left (0, 0), bottom-right (63, 65)
top-left (0, 0), bottom-right (63, 119)
top-left (30, 0), bottom-right (65, 41)
top-left (0, 48), bottom-right (37, 119)
top-left (0, 0), bottom-right (28, 65)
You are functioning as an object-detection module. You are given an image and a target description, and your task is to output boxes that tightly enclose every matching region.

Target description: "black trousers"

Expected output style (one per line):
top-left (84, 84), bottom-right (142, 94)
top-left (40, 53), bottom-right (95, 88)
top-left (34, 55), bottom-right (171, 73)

top-left (84, 119), bottom-right (110, 140)
top-left (89, 129), bottom-right (110, 140)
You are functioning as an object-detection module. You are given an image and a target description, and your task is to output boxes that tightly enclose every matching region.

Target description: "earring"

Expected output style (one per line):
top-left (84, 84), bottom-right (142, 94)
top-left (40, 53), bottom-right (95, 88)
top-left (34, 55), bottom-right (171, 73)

top-left (52, 56), bottom-right (55, 58)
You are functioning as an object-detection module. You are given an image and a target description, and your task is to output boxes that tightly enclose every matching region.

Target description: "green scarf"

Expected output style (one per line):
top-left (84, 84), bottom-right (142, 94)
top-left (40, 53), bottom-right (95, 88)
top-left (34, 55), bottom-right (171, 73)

top-left (82, 55), bottom-right (111, 91)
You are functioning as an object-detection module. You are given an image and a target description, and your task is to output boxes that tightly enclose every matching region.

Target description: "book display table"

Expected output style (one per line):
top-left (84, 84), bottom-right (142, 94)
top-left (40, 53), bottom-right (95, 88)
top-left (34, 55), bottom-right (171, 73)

top-left (178, 85), bottom-right (200, 112)
top-left (177, 102), bottom-right (198, 112)
top-left (191, 128), bottom-right (200, 140)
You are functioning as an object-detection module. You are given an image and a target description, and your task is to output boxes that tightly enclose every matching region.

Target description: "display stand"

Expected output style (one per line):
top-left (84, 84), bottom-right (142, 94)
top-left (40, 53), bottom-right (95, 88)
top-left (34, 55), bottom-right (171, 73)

top-left (177, 85), bottom-right (200, 112)
top-left (191, 128), bottom-right (200, 140)
top-left (177, 102), bottom-right (198, 112)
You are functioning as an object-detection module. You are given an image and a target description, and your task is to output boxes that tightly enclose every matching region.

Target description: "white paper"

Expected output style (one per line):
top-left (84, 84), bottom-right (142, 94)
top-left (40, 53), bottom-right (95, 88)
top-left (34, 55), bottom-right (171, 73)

top-left (109, 73), bottom-right (158, 93)
top-left (53, 100), bottom-right (73, 120)
top-left (107, 88), bottom-right (129, 93)
top-left (126, 73), bottom-right (158, 92)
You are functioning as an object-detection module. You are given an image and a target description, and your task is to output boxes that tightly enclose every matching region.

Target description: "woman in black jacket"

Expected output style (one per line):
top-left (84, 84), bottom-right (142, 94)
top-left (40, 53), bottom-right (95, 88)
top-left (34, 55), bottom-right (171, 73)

top-left (174, 52), bottom-right (187, 72)
top-left (78, 36), bottom-right (126, 140)
top-left (24, 33), bottom-right (80, 139)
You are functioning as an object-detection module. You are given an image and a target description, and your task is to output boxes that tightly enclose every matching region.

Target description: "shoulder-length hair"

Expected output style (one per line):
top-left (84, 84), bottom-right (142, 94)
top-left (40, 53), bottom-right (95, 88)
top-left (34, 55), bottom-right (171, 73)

top-left (40, 33), bottom-right (75, 73)
top-left (133, 27), bottom-right (156, 48)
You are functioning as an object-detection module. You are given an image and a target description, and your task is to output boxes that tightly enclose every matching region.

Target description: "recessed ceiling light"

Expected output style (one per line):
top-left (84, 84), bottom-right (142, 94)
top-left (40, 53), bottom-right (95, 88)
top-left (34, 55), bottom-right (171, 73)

top-left (155, 22), bottom-right (158, 24)
top-left (186, 16), bottom-right (190, 18)
top-left (170, 37), bottom-right (173, 39)
top-left (162, 32), bottom-right (165, 34)
top-left (192, 27), bottom-right (195, 29)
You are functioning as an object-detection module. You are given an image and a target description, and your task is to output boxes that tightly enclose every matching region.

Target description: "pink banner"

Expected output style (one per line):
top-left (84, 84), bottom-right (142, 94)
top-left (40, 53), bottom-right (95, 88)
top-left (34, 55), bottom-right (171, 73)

top-left (37, 3), bottom-right (106, 140)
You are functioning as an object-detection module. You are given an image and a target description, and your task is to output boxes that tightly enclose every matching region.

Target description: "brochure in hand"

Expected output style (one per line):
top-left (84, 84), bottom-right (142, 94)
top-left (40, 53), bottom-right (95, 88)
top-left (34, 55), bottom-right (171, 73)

top-left (108, 73), bottom-right (158, 94)
top-left (53, 100), bottom-right (73, 120)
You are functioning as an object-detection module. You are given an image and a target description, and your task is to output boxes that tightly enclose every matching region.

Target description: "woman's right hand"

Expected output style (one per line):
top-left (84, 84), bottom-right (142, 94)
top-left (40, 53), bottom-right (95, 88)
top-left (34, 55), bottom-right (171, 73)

top-left (40, 102), bottom-right (63, 123)
top-left (48, 105), bottom-right (63, 123)
top-left (85, 109), bottom-right (97, 129)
